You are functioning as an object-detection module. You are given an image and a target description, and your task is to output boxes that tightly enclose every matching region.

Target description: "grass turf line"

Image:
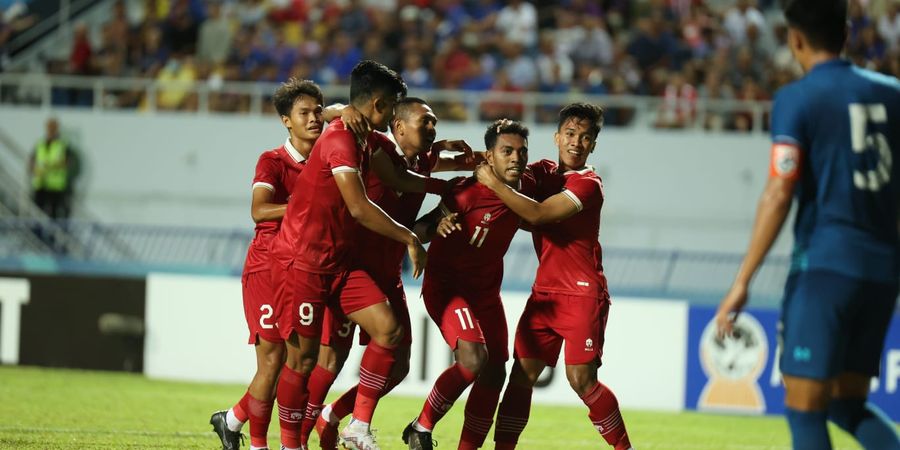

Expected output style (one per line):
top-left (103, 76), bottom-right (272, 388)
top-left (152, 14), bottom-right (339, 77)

top-left (0, 366), bottom-right (880, 449)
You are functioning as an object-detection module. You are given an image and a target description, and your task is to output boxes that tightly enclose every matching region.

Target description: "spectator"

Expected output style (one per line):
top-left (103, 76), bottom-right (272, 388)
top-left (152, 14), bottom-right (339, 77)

top-left (656, 70), bottom-right (697, 128)
top-left (877, 2), bottom-right (900, 51)
top-left (401, 53), bottom-right (434, 89)
top-left (164, 0), bottom-right (199, 54)
top-left (536, 32), bottom-right (574, 88)
top-left (196, 1), bottom-right (232, 66)
top-left (502, 41), bottom-right (538, 90)
top-left (627, 14), bottom-right (676, 72)
top-left (154, 54), bottom-right (197, 110)
top-left (572, 16), bottom-right (614, 68)
top-left (494, 0), bottom-right (537, 49)
top-left (28, 118), bottom-right (81, 221)
top-left (321, 32), bottom-right (362, 84)
top-left (69, 23), bottom-right (93, 75)
top-left (723, 0), bottom-right (766, 45)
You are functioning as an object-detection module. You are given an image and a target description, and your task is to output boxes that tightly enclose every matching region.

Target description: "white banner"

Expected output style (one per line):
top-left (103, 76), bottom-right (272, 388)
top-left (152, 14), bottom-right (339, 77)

top-left (145, 273), bottom-right (688, 410)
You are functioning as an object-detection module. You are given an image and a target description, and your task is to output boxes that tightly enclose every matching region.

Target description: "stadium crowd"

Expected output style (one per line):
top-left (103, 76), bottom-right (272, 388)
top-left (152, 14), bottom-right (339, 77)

top-left (3, 0), bottom-right (900, 128)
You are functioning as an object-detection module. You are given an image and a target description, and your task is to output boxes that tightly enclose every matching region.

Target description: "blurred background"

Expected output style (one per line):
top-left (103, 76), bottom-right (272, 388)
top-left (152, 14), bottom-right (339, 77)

top-left (0, 0), bottom-right (898, 423)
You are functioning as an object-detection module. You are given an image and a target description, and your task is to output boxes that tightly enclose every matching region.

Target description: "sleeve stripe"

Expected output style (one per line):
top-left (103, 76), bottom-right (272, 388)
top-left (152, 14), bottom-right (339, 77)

top-left (252, 182), bottom-right (275, 191)
top-left (561, 189), bottom-right (583, 212)
top-left (331, 166), bottom-right (359, 174)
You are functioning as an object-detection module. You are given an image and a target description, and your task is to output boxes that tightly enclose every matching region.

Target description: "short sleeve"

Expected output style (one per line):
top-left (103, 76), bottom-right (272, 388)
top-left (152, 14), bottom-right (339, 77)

top-left (562, 175), bottom-right (603, 212)
top-left (252, 153), bottom-right (280, 191)
top-left (770, 86), bottom-right (808, 150)
top-left (324, 131), bottom-right (361, 175)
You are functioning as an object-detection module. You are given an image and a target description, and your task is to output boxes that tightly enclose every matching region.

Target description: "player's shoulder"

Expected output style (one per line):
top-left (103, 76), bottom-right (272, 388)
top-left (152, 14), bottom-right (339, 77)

top-left (528, 159), bottom-right (558, 175)
top-left (257, 146), bottom-right (286, 164)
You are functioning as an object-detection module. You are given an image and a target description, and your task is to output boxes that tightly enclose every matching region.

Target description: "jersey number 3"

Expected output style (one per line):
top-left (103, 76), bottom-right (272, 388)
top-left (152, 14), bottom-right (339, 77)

top-left (849, 103), bottom-right (891, 192)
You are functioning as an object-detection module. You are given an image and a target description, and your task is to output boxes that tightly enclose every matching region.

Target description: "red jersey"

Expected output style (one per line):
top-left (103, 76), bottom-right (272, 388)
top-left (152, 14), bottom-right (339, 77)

top-left (530, 159), bottom-right (607, 298)
top-left (242, 139), bottom-right (307, 275)
top-left (425, 176), bottom-right (535, 296)
top-left (356, 144), bottom-right (440, 284)
top-left (271, 119), bottom-right (394, 273)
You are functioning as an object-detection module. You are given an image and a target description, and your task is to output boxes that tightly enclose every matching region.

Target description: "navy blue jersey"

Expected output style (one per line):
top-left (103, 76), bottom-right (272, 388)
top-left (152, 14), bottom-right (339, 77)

top-left (771, 59), bottom-right (900, 282)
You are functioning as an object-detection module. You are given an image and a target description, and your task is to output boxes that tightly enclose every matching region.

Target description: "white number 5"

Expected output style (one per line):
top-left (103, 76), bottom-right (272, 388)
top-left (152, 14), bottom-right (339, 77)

top-left (849, 103), bottom-right (891, 192)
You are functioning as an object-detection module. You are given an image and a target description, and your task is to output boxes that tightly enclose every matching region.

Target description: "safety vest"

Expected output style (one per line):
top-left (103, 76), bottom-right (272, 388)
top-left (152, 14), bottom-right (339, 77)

top-left (32, 139), bottom-right (68, 192)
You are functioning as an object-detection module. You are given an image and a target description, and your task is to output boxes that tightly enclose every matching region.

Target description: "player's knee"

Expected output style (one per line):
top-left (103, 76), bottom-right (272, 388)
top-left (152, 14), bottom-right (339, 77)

top-left (385, 323), bottom-right (405, 347)
top-left (456, 345), bottom-right (488, 375)
top-left (566, 369), bottom-right (597, 397)
top-left (480, 362), bottom-right (507, 389)
top-left (391, 355), bottom-right (411, 380)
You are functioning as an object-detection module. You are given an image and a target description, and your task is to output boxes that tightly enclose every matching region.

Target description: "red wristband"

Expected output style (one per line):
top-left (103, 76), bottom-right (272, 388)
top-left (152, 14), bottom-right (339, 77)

top-left (424, 177), bottom-right (447, 194)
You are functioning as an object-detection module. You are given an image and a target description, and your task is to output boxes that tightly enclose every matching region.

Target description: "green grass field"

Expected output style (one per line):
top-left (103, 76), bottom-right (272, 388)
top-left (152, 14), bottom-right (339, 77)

top-left (0, 365), bottom-right (887, 449)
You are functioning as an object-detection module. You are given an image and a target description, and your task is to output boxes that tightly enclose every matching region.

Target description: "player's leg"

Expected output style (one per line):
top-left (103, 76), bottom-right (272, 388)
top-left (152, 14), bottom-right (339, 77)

top-left (459, 300), bottom-right (509, 449)
top-left (561, 293), bottom-right (631, 450)
top-left (334, 270), bottom-right (401, 447)
top-left (779, 270), bottom-right (865, 450)
top-left (494, 292), bottom-right (559, 449)
top-left (405, 294), bottom-right (487, 450)
top-left (211, 271), bottom-right (284, 450)
top-left (300, 310), bottom-right (354, 450)
top-left (277, 265), bottom-right (328, 450)
top-left (826, 278), bottom-right (900, 449)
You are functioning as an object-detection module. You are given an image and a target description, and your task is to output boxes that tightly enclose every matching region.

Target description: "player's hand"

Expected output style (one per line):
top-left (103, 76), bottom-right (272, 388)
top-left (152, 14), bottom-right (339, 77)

top-left (407, 238), bottom-right (427, 279)
top-left (715, 283), bottom-right (749, 339)
top-left (474, 162), bottom-right (501, 190)
top-left (341, 105), bottom-right (370, 144)
top-left (434, 139), bottom-right (474, 161)
top-left (436, 212), bottom-right (461, 238)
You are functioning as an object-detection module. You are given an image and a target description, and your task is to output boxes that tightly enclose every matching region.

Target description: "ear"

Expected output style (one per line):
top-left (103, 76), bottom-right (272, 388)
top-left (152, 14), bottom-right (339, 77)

top-left (553, 131), bottom-right (561, 148)
top-left (787, 27), bottom-right (803, 52)
top-left (393, 117), bottom-right (404, 135)
top-left (281, 114), bottom-right (291, 130)
top-left (373, 95), bottom-right (387, 114)
top-left (484, 148), bottom-right (495, 166)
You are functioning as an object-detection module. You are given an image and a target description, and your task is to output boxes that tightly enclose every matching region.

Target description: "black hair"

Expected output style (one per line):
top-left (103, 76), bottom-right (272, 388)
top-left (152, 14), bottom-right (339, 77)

top-left (349, 60), bottom-right (408, 106)
top-left (272, 78), bottom-right (324, 117)
top-left (557, 103), bottom-right (604, 140)
top-left (390, 97), bottom-right (430, 132)
top-left (484, 119), bottom-right (529, 150)
top-left (782, 0), bottom-right (847, 53)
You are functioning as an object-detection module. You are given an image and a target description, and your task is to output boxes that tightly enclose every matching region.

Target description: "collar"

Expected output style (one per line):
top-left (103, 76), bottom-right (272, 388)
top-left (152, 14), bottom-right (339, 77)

top-left (563, 165), bottom-right (595, 175)
top-left (391, 135), bottom-right (416, 168)
top-left (284, 137), bottom-right (305, 163)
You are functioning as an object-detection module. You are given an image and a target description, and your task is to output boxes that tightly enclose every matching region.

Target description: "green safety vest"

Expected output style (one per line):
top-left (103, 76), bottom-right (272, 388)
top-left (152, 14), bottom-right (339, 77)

top-left (32, 139), bottom-right (68, 192)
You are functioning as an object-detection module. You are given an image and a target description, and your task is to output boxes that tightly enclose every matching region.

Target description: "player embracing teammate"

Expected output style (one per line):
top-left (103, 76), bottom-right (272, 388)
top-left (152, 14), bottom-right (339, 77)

top-left (472, 104), bottom-right (634, 450)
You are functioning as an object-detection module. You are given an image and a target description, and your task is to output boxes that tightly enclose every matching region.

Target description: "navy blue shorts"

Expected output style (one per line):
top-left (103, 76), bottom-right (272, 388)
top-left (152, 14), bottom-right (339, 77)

top-left (779, 270), bottom-right (898, 380)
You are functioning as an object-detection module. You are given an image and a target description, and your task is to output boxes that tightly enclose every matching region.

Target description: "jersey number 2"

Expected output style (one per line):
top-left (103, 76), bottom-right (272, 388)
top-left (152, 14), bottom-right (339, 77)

top-left (849, 103), bottom-right (892, 192)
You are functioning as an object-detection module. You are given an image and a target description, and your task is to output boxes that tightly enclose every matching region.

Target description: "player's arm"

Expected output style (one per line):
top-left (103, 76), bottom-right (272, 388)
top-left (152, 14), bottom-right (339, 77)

top-left (474, 163), bottom-right (579, 225)
top-left (432, 140), bottom-right (486, 172)
top-left (371, 148), bottom-right (449, 194)
top-left (716, 145), bottom-right (799, 336)
top-left (333, 171), bottom-right (428, 278)
top-left (249, 185), bottom-right (286, 223)
top-left (413, 203), bottom-right (461, 243)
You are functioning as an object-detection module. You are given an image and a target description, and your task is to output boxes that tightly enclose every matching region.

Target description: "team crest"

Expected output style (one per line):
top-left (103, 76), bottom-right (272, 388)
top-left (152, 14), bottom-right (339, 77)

top-left (585, 338), bottom-right (594, 351)
top-left (482, 212), bottom-right (492, 223)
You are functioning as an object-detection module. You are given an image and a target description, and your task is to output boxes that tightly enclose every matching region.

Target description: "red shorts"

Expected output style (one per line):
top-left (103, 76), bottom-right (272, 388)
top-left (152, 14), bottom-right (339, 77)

top-left (280, 266), bottom-right (387, 340)
top-left (423, 278), bottom-right (509, 363)
top-left (514, 290), bottom-right (610, 367)
top-left (322, 280), bottom-right (412, 349)
top-left (241, 270), bottom-right (283, 344)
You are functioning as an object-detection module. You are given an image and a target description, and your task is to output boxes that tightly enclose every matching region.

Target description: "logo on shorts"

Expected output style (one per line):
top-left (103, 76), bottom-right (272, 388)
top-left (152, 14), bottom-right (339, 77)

top-left (482, 212), bottom-right (492, 223)
top-left (698, 313), bottom-right (768, 414)
top-left (792, 346), bottom-right (811, 362)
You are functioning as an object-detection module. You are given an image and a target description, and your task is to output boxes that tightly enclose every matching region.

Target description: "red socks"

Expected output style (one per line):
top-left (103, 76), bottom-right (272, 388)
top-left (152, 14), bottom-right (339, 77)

top-left (416, 363), bottom-right (477, 430)
top-left (277, 365), bottom-right (309, 449)
top-left (353, 342), bottom-right (396, 423)
top-left (299, 365), bottom-right (337, 446)
top-left (247, 395), bottom-right (274, 449)
top-left (233, 392), bottom-right (251, 422)
top-left (494, 383), bottom-right (533, 447)
top-left (459, 381), bottom-right (502, 448)
top-left (581, 382), bottom-right (631, 450)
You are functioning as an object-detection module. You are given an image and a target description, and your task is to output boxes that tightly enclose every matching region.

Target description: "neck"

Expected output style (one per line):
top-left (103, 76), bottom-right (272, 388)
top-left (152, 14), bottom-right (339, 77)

top-left (397, 141), bottom-right (419, 163)
top-left (290, 135), bottom-right (313, 159)
top-left (801, 51), bottom-right (839, 72)
top-left (558, 161), bottom-right (586, 173)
